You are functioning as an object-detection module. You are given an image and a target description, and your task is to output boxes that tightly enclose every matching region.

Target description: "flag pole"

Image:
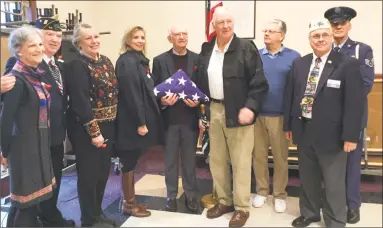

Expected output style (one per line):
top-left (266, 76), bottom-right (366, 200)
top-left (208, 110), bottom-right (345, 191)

top-left (199, 102), bottom-right (217, 209)
top-left (205, 0), bottom-right (210, 41)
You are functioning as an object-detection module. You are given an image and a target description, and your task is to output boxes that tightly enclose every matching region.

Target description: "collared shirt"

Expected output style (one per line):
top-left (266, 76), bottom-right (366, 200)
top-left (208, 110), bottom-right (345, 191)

top-left (43, 54), bottom-right (55, 65)
top-left (172, 49), bottom-right (187, 56)
top-left (43, 54), bottom-right (63, 82)
top-left (302, 49), bottom-right (331, 118)
top-left (207, 35), bottom-right (233, 100)
top-left (262, 45), bottom-right (285, 59)
top-left (259, 46), bottom-right (300, 116)
top-left (333, 37), bottom-right (348, 50)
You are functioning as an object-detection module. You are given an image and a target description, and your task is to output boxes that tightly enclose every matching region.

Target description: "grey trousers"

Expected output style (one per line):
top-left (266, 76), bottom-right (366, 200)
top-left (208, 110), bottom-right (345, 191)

top-left (164, 124), bottom-right (198, 199)
top-left (298, 121), bottom-right (347, 228)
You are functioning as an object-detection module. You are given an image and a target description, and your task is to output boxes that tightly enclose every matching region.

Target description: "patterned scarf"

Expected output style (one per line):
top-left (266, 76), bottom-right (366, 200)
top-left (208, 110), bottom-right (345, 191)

top-left (12, 60), bottom-right (51, 128)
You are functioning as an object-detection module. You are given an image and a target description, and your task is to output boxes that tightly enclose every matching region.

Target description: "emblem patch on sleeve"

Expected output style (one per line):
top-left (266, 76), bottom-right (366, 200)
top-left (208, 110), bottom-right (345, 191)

top-left (365, 58), bottom-right (374, 67)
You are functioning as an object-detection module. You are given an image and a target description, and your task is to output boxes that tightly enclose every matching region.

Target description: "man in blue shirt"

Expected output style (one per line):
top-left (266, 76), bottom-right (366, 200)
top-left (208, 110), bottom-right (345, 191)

top-left (252, 19), bottom-right (300, 213)
top-left (325, 6), bottom-right (375, 224)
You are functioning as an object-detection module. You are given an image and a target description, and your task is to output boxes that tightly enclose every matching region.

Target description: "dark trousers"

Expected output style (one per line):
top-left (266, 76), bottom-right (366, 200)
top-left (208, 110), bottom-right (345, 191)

top-left (346, 130), bottom-right (363, 210)
top-left (8, 205), bottom-right (39, 227)
top-left (71, 136), bottom-right (112, 225)
top-left (298, 121), bottom-right (347, 228)
top-left (164, 124), bottom-right (198, 199)
top-left (119, 149), bottom-right (142, 173)
top-left (6, 144), bottom-right (65, 227)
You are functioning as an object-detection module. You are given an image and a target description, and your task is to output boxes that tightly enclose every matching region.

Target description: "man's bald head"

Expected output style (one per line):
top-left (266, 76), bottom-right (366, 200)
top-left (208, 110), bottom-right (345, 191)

top-left (168, 26), bottom-right (187, 36)
top-left (167, 25), bottom-right (188, 50)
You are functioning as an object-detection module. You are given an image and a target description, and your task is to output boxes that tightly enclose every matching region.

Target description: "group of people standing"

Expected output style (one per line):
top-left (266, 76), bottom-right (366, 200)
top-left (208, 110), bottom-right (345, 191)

top-left (0, 18), bottom-right (163, 227)
top-left (197, 6), bottom-right (373, 228)
top-left (0, 4), bottom-right (375, 228)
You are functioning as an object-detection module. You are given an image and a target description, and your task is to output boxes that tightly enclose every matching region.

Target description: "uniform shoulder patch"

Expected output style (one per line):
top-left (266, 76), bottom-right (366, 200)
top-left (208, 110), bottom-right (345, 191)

top-left (365, 58), bottom-right (374, 67)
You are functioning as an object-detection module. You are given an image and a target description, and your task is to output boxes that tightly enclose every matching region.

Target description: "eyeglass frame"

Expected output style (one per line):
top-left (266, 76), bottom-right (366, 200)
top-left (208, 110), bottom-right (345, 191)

top-left (309, 32), bottom-right (332, 41)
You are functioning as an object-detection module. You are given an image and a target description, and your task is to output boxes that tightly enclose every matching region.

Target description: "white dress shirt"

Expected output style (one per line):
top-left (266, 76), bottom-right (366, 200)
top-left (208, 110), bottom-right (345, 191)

top-left (302, 50), bottom-right (331, 119)
top-left (43, 54), bottom-right (55, 66)
top-left (43, 54), bottom-right (63, 81)
top-left (207, 36), bottom-right (233, 100)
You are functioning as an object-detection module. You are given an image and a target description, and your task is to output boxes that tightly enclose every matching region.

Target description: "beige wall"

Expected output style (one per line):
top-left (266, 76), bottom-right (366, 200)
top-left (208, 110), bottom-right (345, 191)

top-left (36, 1), bottom-right (382, 73)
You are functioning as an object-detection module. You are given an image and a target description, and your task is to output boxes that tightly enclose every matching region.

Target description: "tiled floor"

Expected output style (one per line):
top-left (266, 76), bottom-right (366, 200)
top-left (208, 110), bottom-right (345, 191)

top-left (1, 145), bottom-right (382, 227)
top-left (121, 196), bottom-right (383, 227)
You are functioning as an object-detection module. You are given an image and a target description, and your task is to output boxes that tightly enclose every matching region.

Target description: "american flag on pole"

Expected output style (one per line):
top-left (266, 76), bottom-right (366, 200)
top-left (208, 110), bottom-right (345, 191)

top-left (206, 0), bottom-right (223, 41)
top-left (153, 70), bottom-right (209, 103)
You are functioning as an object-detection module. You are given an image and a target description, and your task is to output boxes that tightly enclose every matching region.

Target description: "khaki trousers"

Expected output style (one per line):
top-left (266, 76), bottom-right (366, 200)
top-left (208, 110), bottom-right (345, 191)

top-left (209, 102), bottom-right (254, 212)
top-left (253, 116), bottom-right (289, 200)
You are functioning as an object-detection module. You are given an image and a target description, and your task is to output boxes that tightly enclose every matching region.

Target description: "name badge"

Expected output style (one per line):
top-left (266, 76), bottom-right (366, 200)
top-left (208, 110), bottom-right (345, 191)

top-left (327, 79), bottom-right (341, 89)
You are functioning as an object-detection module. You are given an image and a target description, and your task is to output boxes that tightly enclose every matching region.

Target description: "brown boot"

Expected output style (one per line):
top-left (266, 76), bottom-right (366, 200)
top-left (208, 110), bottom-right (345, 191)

top-left (121, 170), bottom-right (151, 217)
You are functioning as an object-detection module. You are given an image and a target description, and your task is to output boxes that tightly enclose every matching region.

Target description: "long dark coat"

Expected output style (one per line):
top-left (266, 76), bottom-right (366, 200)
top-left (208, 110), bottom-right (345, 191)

top-left (114, 50), bottom-right (163, 152)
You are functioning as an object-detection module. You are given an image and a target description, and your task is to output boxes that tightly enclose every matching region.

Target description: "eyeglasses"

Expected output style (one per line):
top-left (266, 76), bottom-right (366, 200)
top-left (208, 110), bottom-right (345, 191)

top-left (172, 32), bottom-right (188, 38)
top-left (262, 29), bottom-right (281, 34)
top-left (310, 33), bottom-right (331, 41)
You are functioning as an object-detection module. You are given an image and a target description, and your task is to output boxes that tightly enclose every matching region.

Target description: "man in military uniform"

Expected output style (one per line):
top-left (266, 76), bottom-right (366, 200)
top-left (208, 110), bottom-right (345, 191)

top-left (325, 6), bottom-right (375, 224)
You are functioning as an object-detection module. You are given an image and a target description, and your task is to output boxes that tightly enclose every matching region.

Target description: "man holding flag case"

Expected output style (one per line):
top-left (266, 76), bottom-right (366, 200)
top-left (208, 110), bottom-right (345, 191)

top-left (152, 26), bottom-right (204, 213)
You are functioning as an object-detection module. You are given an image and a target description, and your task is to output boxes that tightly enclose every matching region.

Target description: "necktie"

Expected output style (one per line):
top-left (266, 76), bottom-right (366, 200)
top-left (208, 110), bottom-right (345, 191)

top-left (49, 60), bottom-right (63, 95)
top-left (301, 57), bottom-right (322, 118)
top-left (334, 46), bottom-right (340, 52)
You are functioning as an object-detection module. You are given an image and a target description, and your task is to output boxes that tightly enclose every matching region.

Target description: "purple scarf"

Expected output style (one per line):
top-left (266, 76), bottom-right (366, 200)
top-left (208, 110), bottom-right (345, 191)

top-left (12, 60), bottom-right (51, 128)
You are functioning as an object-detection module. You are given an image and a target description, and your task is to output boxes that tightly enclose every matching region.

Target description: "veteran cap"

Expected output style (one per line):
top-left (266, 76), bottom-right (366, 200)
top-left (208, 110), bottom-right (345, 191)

top-left (34, 15), bottom-right (62, 31)
top-left (308, 19), bottom-right (331, 33)
top-left (324, 6), bottom-right (357, 24)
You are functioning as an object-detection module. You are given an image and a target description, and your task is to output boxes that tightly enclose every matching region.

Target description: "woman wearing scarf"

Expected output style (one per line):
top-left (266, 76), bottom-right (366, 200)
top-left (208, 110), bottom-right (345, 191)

top-left (0, 25), bottom-right (55, 227)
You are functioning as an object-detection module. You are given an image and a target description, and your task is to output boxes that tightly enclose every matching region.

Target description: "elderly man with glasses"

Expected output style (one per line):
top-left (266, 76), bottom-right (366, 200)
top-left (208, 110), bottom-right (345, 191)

top-left (284, 19), bottom-right (365, 227)
top-left (152, 25), bottom-right (200, 213)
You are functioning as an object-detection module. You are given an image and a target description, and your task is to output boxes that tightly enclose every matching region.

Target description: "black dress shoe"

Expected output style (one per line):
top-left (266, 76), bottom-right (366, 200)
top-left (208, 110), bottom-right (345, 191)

top-left (347, 209), bottom-right (360, 224)
top-left (166, 198), bottom-right (177, 212)
top-left (292, 216), bottom-right (320, 227)
top-left (97, 214), bottom-right (116, 227)
top-left (185, 197), bottom-right (198, 212)
top-left (62, 219), bottom-right (76, 227)
top-left (41, 218), bottom-right (76, 227)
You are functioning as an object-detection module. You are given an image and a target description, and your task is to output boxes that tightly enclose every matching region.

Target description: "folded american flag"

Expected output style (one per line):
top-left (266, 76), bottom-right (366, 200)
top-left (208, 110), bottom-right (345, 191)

top-left (153, 70), bottom-right (209, 102)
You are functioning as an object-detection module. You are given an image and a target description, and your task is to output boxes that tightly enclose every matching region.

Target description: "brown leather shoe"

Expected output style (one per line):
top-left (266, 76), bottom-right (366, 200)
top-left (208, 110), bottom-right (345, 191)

top-left (206, 203), bottom-right (235, 219)
top-left (229, 210), bottom-right (249, 227)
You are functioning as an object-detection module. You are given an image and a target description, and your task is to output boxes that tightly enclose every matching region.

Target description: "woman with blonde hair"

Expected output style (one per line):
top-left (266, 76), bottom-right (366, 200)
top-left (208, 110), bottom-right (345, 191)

top-left (114, 26), bottom-right (163, 217)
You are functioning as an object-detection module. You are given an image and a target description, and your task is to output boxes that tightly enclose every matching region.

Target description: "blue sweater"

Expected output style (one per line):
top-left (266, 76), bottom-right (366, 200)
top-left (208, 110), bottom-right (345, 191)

top-left (259, 47), bottom-right (300, 116)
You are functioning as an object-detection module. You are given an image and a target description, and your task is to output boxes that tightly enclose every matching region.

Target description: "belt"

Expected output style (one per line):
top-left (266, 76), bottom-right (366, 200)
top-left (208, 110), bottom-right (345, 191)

top-left (210, 98), bottom-right (224, 104)
top-left (300, 116), bottom-right (312, 123)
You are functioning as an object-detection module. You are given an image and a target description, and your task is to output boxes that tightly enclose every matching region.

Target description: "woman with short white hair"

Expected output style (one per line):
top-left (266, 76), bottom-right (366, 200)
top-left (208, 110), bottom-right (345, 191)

top-left (0, 25), bottom-right (56, 227)
top-left (64, 23), bottom-right (118, 227)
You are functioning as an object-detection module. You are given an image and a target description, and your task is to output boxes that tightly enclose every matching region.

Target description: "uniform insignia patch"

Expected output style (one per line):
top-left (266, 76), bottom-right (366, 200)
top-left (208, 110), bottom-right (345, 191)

top-left (365, 58), bottom-right (374, 67)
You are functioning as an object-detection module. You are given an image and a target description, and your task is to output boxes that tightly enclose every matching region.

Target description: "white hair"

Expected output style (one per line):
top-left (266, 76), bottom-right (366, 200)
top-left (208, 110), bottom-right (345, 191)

top-left (8, 25), bottom-right (43, 58)
top-left (212, 6), bottom-right (234, 26)
top-left (168, 25), bottom-right (187, 36)
top-left (72, 23), bottom-right (94, 50)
